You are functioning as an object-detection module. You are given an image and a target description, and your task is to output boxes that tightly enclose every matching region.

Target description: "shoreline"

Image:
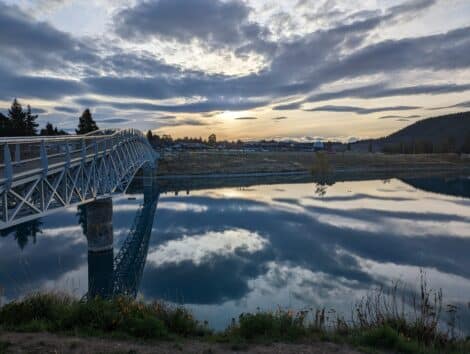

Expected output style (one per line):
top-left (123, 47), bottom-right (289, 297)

top-left (156, 166), bottom-right (470, 180)
top-left (1, 286), bottom-right (469, 354)
top-left (156, 151), bottom-right (470, 178)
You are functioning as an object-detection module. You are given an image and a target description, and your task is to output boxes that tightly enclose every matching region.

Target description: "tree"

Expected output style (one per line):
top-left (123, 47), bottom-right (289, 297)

top-left (0, 112), bottom-right (12, 136)
top-left (0, 219), bottom-right (42, 250)
top-left (461, 131), bottom-right (470, 154)
top-left (76, 108), bottom-right (98, 134)
top-left (77, 205), bottom-right (88, 237)
top-left (208, 133), bottom-right (217, 146)
top-left (40, 122), bottom-right (68, 136)
top-left (25, 105), bottom-right (39, 136)
top-left (8, 98), bottom-right (27, 136)
top-left (41, 122), bottom-right (55, 136)
top-left (146, 129), bottom-right (154, 143)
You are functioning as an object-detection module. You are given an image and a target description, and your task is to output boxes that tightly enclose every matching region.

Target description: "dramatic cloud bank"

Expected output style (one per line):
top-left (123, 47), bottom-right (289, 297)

top-left (0, 0), bottom-right (469, 139)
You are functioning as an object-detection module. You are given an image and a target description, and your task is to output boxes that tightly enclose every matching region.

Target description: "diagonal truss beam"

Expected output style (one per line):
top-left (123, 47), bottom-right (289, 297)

top-left (0, 129), bottom-right (158, 229)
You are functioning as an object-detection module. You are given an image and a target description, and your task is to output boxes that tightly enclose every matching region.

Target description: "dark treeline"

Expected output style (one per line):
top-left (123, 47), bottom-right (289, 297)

top-left (0, 98), bottom-right (65, 137)
top-left (0, 219), bottom-right (42, 250)
top-left (382, 135), bottom-right (470, 154)
top-left (381, 111), bottom-right (470, 154)
top-left (146, 131), bottom-right (241, 148)
top-left (0, 98), bottom-right (99, 137)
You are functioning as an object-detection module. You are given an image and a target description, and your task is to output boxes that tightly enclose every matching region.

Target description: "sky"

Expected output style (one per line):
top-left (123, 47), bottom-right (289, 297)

top-left (1, 0), bottom-right (470, 141)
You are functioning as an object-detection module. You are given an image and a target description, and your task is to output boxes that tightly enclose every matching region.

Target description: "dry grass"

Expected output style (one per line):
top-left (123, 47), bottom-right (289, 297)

top-left (157, 151), bottom-right (469, 176)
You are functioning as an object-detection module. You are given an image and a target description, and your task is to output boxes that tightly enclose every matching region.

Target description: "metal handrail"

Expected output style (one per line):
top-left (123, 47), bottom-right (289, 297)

top-left (0, 128), bottom-right (155, 185)
top-left (0, 127), bottom-right (157, 229)
top-left (0, 128), bottom-right (144, 144)
top-left (0, 129), bottom-right (148, 166)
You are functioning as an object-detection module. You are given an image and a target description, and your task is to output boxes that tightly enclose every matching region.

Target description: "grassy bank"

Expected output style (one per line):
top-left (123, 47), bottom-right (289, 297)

top-left (1, 275), bottom-right (469, 353)
top-left (157, 151), bottom-right (470, 176)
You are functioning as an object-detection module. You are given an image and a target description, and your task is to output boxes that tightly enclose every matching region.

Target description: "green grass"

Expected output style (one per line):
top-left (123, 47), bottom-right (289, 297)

top-left (0, 340), bottom-right (11, 354)
top-left (0, 293), bottom-right (209, 340)
top-left (1, 273), bottom-right (469, 354)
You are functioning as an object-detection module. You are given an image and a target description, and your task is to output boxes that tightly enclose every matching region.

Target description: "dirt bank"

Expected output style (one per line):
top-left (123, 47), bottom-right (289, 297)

top-left (0, 331), bottom-right (361, 354)
top-left (157, 151), bottom-right (469, 176)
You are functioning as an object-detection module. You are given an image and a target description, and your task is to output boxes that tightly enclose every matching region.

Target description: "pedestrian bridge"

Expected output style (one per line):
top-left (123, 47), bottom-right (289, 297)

top-left (0, 129), bottom-right (158, 229)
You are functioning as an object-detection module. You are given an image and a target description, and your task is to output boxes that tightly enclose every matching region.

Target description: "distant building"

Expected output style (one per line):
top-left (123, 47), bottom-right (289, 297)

top-left (313, 141), bottom-right (324, 151)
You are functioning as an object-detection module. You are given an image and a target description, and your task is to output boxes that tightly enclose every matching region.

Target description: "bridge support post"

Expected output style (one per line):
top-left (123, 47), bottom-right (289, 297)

top-left (85, 198), bottom-right (113, 252)
top-left (85, 197), bottom-right (114, 298)
top-left (143, 164), bottom-right (155, 203)
top-left (88, 247), bottom-right (114, 299)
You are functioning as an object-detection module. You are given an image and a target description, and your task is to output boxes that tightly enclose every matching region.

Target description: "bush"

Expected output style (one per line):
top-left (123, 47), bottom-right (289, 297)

top-left (0, 293), bottom-right (203, 340)
top-left (0, 292), bottom-right (71, 328)
top-left (232, 309), bottom-right (307, 341)
top-left (356, 326), bottom-right (422, 354)
top-left (126, 317), bottom-right (167, 339)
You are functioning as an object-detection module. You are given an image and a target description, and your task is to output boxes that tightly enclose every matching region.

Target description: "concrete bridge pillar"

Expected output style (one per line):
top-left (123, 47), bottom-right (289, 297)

top-left (88, 248), bottom-right (114, 299)
top-left (86, 198), bottom-right (113, 252)
top-left (85, 197), bottom-right (114, 298)
top-left (143, 165), bottom-right (155, 203)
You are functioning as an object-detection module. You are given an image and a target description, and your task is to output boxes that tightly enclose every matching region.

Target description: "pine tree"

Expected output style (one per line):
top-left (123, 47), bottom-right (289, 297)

top-left (0, 112), bottom-right (12, 136)
top-left (25, 105), bottom-right (39, 136)
top-left (462, 131), bottom-right (470, 154)
top-left (76, 108), bottom-right (98, 134)
top-left (40, 122), bottom-right (55, 136)
top-left (40, 122), bottom-right (68, 136)
top-left (8, 98), bottom-right (26, 136)
top-left (208, 133), bottom-right (217, 146)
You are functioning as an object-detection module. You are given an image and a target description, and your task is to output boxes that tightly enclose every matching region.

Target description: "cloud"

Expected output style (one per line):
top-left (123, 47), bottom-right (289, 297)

top-left (273, 102), bottom-right (303, 110)
top-left (159, 118), bottom-right (211, 127)
top-left (55, 106), bottom-right (79, 114)
top-left (306, 83), bottom-right (470, 104)
top-left (75, 97), bottom-right (268, 114)
top-left (429, 101), bottom-right (470, 110)
top-left (114, 0), bottom-right (270, 52)
top-left (273, 116), bottom-right (288, 120)
top-left (0, 3), bottom-right (98, 73)
top-left (96, 118), bottom-right (131, 124)
top-left (0, 71), bottom-right (84, 100)
top-left (235, 116), bottom-right (257, 120)
top-left (0, 0), bottom-right (469, 129)
top-left (305, 105), bottom-right (420, 115)
top-left (378, 115), bottom-right (421, 119)
top-left (31, 108), bottom-right (48, 114)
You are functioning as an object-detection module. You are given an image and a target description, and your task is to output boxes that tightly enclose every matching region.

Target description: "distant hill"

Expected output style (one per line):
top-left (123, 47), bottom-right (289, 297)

top-left (353, 111), bottom-right (470, 153)
top-left (385, 111), bottom-right (470, 144)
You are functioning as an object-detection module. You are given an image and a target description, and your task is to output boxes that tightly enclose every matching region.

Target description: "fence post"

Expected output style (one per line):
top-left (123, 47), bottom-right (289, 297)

top-left (81, 139), bottom-right (86, 161)
top-left (15, 144), bottom-right (20, 163)
top-left (3, 144), bottom-right (12, 190)
top-left (40, 140), bottom-right (48, 177)
top-left (65, 142), bottom-right (71, 169)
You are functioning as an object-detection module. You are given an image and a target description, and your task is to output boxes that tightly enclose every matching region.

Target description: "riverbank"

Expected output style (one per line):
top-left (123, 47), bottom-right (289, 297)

top-left (156, 151), bottom-right (470, 177)
top-left (1, 276), bottom-right (469, 354)
top-left (0, 331), bottom-right (359, 354)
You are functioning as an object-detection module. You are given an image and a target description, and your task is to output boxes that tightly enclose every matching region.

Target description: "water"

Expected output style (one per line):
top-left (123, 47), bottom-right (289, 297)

top-left (1, 175), bottom-right (470, 330)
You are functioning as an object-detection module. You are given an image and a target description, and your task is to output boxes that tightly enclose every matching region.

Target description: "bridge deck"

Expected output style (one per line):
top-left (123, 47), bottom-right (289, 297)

top-left (0, 129), bottom-right (158, 229)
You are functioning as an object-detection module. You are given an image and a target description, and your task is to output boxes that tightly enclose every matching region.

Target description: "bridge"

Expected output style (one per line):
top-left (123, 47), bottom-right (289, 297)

top-left (0, 129), bottom-right (158, 229)
top-left (86, 176), bottom-right (160, 299)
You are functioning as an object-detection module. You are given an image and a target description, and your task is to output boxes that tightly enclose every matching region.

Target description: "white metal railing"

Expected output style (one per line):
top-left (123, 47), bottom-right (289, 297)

top-left (1, 129), bottom-right (150, 183)
top-left (0, 128), bottom-right (158, 229)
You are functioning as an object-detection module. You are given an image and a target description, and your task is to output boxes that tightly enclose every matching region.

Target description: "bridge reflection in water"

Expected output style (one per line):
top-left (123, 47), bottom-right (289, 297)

top-left (85, 170), bottom-right (159, 299)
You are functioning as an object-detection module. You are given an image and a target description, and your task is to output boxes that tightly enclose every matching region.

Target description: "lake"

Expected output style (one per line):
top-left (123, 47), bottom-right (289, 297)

top-left (1, 174), bottom-right (469, 331)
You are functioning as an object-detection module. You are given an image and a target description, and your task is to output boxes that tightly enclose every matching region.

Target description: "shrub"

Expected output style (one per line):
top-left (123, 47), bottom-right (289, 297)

top-left (0, 293), bottom-right (203, 340)
top-left (356, 326), bottom-right (422, 354)
top-left (232, 309), bottom-right (307, 341)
